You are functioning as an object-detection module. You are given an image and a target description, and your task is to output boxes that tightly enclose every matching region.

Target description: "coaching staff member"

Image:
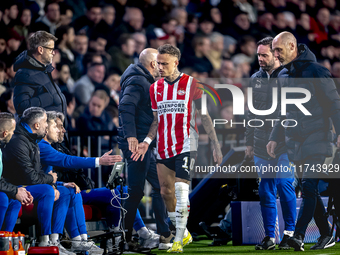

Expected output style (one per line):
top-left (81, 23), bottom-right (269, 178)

top-left (245, 37), bottom-right (296, 251)
top-left (118, 48), bottom-right (169, 252)
top-left (267, 32), bottom-right (340, 251)
top-left (12, 31), bottom-right (66, 117)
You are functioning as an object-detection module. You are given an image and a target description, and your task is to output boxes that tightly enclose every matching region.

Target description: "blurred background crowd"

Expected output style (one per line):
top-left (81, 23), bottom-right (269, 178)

top-left (0, 0), bottom-right (339, 152)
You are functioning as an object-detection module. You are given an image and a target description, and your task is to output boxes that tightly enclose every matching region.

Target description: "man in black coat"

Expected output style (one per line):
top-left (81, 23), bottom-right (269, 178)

top-left (12, 31), bottom-right (67, 118)
top-left (267, 32), bottom-right (340, 251)
top-left (245, 37), bottom-right (296, 250)
top-left (118, 48), bottom-right (169, 252)
top-left (0, 112), bottom-right (33, 232)
top-left (2, 108), bottom-right (56, 186)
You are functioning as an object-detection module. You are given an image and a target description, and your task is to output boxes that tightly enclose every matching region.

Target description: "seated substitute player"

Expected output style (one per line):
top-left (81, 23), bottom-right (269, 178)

top-left (133, 44), bottom-right (223, 253)
top-left (39, 111), bottom-right (104, 255)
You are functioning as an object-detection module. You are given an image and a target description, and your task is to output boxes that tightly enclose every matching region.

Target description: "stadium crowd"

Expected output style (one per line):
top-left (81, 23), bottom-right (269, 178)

top-left (0, 0), bottom-right (339, 160)
top-left (0, 0), bottom-right (340, 254)
top-left (0, 0), bottom-right (339, 117)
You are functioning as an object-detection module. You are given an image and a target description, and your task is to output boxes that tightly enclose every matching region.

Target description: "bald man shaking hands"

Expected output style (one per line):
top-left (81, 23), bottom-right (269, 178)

top-left (117, 49), bottom-right (170, 252)
top-left (267, 32), bottom-right (340, 251)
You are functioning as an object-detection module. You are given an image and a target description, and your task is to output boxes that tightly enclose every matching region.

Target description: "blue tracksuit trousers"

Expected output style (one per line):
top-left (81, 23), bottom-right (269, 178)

top-left (64, 187), bottom-right (87, 238)
top-left (254, 153), bottom-right (296, 238)
top-left (52, 186), bottom-right (71, 234)
top-left (24, 184), bottom-right (55, 235)
top-left (0, 192), bottom-right (22, 231)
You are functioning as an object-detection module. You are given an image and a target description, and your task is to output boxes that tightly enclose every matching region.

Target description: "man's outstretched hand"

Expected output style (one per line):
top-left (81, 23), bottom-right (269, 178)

top-left (131, 142), bottom-right (149, 161)
top-left (99, 150), bottom-right (123, 165)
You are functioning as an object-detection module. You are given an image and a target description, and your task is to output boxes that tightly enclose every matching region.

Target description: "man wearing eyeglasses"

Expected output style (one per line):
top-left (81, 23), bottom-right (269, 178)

top-left (12, 30), bottom-right (67, 118)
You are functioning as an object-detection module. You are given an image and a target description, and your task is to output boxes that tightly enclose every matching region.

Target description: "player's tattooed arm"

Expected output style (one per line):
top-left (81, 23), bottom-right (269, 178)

top-left (198, 111), bottom-right (223, 165)
top-left (147, 111), bottom-right (158, 140)
top-left (199, 111), bottom-right (219, 147)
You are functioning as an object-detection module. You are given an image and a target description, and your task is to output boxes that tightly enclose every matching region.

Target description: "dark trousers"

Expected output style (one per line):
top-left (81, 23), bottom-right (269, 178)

top-left (122, 148), bottom-right (169, 240)
top-left (294, 155), bottom-right (331, 238)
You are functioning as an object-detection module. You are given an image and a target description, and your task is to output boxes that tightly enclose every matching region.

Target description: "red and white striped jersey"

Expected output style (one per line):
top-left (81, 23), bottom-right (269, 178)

top-left (150, 73), bottom-right (203, 160)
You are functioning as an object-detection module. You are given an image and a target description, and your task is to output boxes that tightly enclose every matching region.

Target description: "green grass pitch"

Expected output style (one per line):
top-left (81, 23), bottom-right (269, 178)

top-left (153, 238), bottom-right (340, 255)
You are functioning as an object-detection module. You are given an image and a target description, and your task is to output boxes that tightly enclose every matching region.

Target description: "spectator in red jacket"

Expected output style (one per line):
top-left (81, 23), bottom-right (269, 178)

top-left (310, 8), bottom-right (331, 44)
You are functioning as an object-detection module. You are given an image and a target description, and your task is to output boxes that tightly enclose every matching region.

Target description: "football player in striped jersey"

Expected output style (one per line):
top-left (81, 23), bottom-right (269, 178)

top-left (133, 44), bottom-right (222, 253)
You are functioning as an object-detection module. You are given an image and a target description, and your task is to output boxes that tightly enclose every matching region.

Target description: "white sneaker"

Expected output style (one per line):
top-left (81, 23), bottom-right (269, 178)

top-left (140, 229), bottom-right (160, 249)
top-left (50, 241), bottom-right (76, 255)
top-left (71, 240), bottom-right (104, 255)
top-left (87, 240), bottom-right (105, 255)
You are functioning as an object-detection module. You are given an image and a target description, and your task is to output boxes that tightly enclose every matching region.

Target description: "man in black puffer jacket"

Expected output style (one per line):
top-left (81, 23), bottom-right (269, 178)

top-left (268, 32), bottom-right (340, 251)
top-left (118, 48), bottom-right (170, 252)
top-left (246, 37), bottom-right (296, 251)
top-left (12, 31), bottom-right (66, 118)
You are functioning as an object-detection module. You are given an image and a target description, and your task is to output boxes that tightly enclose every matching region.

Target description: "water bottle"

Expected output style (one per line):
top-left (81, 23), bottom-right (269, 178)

top-left (11, 234), bottom-right (18, 251)
top-left (0, 232), bottom-right (9, 251)
top-left (0, 231), bottom-right (14, 255)
top-left (17, 233), bottom-right (24, 248)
